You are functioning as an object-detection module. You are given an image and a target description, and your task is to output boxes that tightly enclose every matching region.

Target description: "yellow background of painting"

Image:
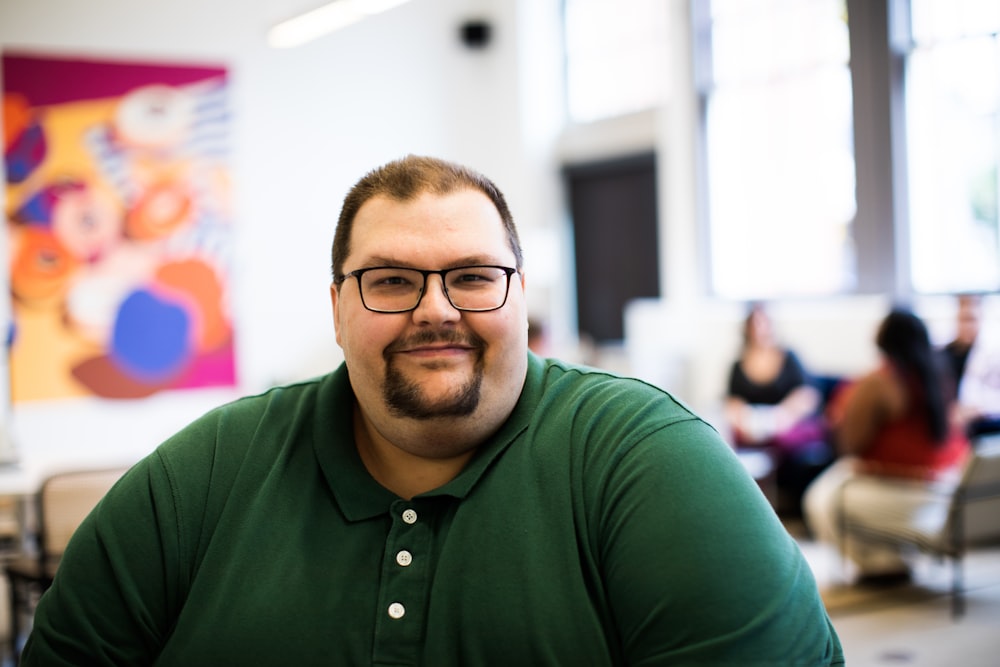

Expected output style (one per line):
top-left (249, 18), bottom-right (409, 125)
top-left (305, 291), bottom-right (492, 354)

top-left (8, 97), bottom-right (126, 401)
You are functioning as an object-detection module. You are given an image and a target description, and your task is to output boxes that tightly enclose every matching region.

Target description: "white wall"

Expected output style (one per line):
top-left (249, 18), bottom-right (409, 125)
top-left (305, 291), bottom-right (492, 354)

top-left (0, 0), bottom-right (567, 480)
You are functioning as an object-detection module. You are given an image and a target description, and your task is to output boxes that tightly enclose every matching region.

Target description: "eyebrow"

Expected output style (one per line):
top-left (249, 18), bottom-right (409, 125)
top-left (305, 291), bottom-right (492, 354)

top-left (359, 255), bottom-right (509, 269)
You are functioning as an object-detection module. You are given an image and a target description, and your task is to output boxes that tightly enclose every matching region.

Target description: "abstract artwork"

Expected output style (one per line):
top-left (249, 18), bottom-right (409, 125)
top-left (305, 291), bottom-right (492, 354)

top-left (3, 51), bottom-right (236, 401)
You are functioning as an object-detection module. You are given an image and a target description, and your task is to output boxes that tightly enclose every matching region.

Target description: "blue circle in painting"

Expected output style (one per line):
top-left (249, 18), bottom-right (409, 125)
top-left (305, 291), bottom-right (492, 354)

top-left (111, 288), bottom-right (191, 382)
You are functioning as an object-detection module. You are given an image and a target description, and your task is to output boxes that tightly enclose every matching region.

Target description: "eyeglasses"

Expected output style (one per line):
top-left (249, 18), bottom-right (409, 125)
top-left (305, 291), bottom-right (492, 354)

top-left (334, 265), bottom-right (518, 313)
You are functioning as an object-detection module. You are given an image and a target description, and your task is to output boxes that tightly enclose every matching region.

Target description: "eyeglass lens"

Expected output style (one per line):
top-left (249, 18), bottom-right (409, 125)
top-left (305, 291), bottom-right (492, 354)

top-left (359, 266), bottom-right (511, 312)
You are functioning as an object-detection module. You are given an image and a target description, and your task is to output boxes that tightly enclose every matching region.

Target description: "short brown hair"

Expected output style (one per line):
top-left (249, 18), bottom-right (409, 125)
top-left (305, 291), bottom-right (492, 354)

top-left (331, 155), bottom-right (523, 281)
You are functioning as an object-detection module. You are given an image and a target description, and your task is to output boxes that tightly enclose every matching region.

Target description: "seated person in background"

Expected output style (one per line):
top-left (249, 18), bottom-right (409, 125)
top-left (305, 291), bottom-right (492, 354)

top-left (724, 302), bottom-right (834, 515)
top-left (943, 293), bottom-right (1000, 438)
top-left (527, 315), bottom-right (549, 355)
top-left (804, 308), bottom-right (971, 586)
top-left (22, 156), bottom-right (843, 665)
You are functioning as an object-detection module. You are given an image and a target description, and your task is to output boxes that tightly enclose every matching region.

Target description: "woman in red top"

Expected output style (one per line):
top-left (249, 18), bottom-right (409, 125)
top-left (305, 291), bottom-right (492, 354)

top-left (804, 308), bottom-right (970, 585)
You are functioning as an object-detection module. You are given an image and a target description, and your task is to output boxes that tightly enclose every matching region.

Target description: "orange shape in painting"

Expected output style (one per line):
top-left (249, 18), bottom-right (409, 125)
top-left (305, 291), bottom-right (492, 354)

top-left (154, 258), bottom-right (230, 351)
top-left (2, 93), bottom-right (32, 148)
top-left (126, 180), bottom-right (193, 240)
top-left (10, 227), bottom-right (79, 303)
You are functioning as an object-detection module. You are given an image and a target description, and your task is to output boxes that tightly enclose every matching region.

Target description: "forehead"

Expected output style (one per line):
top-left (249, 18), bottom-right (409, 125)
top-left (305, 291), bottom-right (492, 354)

top-left (348, 189), bottom-right (513, 266)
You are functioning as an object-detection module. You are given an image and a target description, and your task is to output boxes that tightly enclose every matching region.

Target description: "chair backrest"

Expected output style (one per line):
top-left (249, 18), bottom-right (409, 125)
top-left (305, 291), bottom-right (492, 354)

top-left (37, 466), bottom-right (131, 561)
top-left (953, 435), bottom-right (1000, 546)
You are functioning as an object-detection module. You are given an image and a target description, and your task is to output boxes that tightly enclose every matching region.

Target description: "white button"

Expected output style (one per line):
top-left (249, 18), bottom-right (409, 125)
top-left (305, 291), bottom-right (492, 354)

top-left (388, 602), bottom-right (406, 619)
top-left (401, 509), bottom-right (418, 524)
top-left (396, 550), bottom-right (413, 567)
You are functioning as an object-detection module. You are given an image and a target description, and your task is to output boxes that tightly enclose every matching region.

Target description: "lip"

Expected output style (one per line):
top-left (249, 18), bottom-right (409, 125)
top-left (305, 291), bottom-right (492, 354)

top-left (401, 344), bottom-right (475, 357)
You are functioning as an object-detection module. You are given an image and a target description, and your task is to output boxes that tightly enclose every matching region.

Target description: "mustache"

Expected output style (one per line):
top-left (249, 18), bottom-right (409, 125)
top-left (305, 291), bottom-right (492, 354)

top-left (384, 329), bottom-right (485, 355)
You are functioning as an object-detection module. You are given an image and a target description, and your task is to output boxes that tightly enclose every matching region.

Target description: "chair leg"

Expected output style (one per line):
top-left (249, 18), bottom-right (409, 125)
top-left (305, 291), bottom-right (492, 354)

top-left (951, 555), bottom-right (965, 619)
top-left (7, 574), bottom-right (21, 665)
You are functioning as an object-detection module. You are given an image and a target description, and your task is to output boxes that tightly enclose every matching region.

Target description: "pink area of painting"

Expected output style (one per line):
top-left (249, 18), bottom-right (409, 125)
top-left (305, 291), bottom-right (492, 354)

top-left (171, 342), bottom-right (237, 390)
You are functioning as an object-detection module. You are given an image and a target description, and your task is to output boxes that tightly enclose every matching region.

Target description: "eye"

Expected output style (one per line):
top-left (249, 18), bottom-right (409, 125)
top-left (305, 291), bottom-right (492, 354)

top-left (450, 267), bottom-right (499, 286)
top-left (365, 269), bottom-right (421, 289)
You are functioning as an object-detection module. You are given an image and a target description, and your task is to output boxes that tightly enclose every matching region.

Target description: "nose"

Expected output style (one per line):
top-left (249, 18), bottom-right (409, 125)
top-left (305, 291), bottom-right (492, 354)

top-left (412, 274), bottom-right (460, 323)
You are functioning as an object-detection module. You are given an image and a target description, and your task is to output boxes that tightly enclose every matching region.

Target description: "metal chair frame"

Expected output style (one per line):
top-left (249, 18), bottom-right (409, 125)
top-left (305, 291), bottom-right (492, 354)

top-left (837, 435), bottom-right (1000, 618)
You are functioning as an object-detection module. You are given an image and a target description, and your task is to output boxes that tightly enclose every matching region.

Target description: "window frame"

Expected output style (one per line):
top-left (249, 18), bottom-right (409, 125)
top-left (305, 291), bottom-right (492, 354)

top-left (692, 0), bottom-right (910, 300)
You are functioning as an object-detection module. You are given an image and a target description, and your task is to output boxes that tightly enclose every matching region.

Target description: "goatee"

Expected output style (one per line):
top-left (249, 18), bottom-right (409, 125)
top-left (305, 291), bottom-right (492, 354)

top-left (382, 331), bottom-right (485, 419)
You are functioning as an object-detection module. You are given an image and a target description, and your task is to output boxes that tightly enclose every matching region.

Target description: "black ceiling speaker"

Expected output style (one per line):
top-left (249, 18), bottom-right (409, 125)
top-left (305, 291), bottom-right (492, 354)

top-left (459, 20), bottom-right (492, 49)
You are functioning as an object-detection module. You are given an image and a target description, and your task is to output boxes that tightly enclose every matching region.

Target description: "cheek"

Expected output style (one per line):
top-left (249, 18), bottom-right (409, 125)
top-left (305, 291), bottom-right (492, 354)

top-left (478, 306), bottom-right (528, 356)
top-left (339, 312), bottom-right (398, 364)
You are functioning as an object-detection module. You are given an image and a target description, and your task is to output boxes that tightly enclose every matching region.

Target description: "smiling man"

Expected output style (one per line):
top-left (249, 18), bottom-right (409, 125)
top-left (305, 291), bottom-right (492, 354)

top-left (23, 156), bottom-right (844, 666)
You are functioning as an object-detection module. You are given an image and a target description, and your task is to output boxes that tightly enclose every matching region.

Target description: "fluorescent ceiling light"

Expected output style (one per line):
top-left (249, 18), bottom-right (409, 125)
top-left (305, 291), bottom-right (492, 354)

top-left (268, 0), bottom-right (412, 49)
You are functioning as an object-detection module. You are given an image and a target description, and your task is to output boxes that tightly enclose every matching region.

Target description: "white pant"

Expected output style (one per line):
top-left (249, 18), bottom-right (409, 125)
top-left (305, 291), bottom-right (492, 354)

top-left (803, 457), bottom-right (958, 577)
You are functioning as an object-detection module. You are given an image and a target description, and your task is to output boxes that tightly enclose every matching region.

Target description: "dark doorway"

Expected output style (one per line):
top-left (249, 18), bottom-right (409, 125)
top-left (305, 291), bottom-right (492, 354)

top-left (564, 153), bottom-right (660, 343)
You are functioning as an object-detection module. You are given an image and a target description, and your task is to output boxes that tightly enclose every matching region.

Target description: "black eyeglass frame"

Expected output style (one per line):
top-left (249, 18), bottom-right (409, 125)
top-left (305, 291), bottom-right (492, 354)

top-left (334, 265), bottom-right (519, 313)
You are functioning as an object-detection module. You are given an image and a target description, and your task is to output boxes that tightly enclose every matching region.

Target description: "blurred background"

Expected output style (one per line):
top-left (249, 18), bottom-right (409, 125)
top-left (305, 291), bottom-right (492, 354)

top-left (0, 0), bottom-right (997, 472)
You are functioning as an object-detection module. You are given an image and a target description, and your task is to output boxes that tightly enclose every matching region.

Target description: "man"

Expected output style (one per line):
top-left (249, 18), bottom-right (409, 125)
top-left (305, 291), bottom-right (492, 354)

top-left (24, 156), bottom-right (843, 665)
top-left (943, 293), bottom-right (1000, 438)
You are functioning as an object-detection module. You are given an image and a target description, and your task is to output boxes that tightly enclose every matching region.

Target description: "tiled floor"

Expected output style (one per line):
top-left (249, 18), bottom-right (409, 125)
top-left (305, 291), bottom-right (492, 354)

top-left (793, 524), bottom-right (1000, 666)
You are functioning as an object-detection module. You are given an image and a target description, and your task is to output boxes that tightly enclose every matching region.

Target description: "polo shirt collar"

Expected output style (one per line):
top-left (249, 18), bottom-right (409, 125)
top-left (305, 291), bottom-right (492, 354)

top-left (313, 354), bottom-right (544, 521)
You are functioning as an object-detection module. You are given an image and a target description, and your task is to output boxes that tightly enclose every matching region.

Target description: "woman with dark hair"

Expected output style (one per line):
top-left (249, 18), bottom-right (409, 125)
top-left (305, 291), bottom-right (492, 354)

top-left (724, 302), bottom-right (832, 515)
top-left (803, 307), bottom-right (970, 585)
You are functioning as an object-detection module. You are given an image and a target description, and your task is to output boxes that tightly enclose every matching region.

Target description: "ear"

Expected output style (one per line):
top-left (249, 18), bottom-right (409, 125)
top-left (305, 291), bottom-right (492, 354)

top-left (330, 283), bottom-right (343, 347)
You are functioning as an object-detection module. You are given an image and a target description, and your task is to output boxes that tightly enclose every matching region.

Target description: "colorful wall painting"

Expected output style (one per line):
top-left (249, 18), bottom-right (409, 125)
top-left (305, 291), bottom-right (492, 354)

top-left (2, 51), bottom-right (237, 401)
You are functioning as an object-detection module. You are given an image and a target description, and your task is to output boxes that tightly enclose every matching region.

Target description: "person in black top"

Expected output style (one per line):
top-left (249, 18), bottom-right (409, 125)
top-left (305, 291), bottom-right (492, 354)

top-left (724, 303), bottom-right (835, 515)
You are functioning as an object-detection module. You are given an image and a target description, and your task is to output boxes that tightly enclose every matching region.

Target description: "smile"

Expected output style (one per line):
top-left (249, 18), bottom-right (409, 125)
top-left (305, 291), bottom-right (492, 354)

top-left (400, 344), bottom-right (474, 357)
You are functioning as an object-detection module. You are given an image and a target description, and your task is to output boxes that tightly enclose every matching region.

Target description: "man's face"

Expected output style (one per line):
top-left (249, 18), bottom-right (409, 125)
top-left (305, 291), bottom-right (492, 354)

top-left (956, 297), bottom-right (981, 346)
top-left (331, 188), bottom-right (528, 447)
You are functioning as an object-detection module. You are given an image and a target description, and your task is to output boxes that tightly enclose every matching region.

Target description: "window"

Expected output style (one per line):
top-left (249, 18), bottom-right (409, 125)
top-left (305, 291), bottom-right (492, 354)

top-left (563, 0), bottom-right (669, 123)
top-left (905, 0), bottom-right (1000, 293)
top-left (566, 0), bottom-right (999, 302)
top-left (696, 0), bottom-right (856, 299)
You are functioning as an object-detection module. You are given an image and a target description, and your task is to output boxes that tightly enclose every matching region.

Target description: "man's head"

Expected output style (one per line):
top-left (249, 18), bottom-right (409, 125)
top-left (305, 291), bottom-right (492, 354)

top-left (330, 155), bottom-right (529, 458)
top-left (955, 293), bottom-right (983, 347)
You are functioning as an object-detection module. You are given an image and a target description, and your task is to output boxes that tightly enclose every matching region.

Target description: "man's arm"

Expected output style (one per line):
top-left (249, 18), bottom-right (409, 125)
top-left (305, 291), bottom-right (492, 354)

top-left (599, 418), bottom-right (843, 665)
top-left (19, 414), bottom-right (222, 667)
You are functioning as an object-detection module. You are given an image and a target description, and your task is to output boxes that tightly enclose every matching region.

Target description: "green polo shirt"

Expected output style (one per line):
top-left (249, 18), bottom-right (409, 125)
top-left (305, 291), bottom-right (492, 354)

top-left (24, 355), bottom-right (843, 666)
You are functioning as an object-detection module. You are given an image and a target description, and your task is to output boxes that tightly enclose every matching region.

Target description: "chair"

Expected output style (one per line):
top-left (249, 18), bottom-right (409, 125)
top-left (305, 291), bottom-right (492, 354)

top-left (4, 466), bottom-right (130, 659)
top-left (839, 435), bottom-right (1000, 618)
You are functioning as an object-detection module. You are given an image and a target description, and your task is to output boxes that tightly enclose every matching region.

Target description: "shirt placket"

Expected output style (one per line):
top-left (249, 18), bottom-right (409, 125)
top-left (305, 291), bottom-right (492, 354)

top-left (372, 499), bottom-right (433, 666)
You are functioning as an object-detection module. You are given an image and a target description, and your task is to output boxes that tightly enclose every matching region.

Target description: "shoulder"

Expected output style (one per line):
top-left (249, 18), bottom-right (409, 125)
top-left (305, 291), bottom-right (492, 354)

top-left (534, 357), bottom-right (698, 419)
top-left (169, 375), bottom-right (326, 439)
top-left (154, 371), bottom-right (345, 478)
top-left (522, 357), bottom-right (723, 459)
top-left (850, 365), bottom-right (905, 411)
top-left (781, 348), bottom-right (807, 372)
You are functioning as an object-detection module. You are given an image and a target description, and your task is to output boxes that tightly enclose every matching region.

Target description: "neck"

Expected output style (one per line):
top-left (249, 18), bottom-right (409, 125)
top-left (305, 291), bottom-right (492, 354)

top-left (353, 405), bottom-right (477, 499)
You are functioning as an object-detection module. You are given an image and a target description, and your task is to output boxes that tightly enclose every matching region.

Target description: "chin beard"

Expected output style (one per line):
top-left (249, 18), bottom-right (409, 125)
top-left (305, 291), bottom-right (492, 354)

top-left (380, 330), bottom-right (487, 420)
top-left (383, 362), bottom-right (483, 419)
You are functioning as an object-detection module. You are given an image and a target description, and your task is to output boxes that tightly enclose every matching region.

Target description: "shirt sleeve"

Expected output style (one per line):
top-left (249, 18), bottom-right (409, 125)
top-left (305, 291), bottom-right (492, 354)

top-left (598, 417), bottom-right (844, 666)
top-left (20, 416), bottom-right (218, 666)
top-left (726, 359), bottom-right (745, 398)
top-left (783, 349), bottom-right (809, 385)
